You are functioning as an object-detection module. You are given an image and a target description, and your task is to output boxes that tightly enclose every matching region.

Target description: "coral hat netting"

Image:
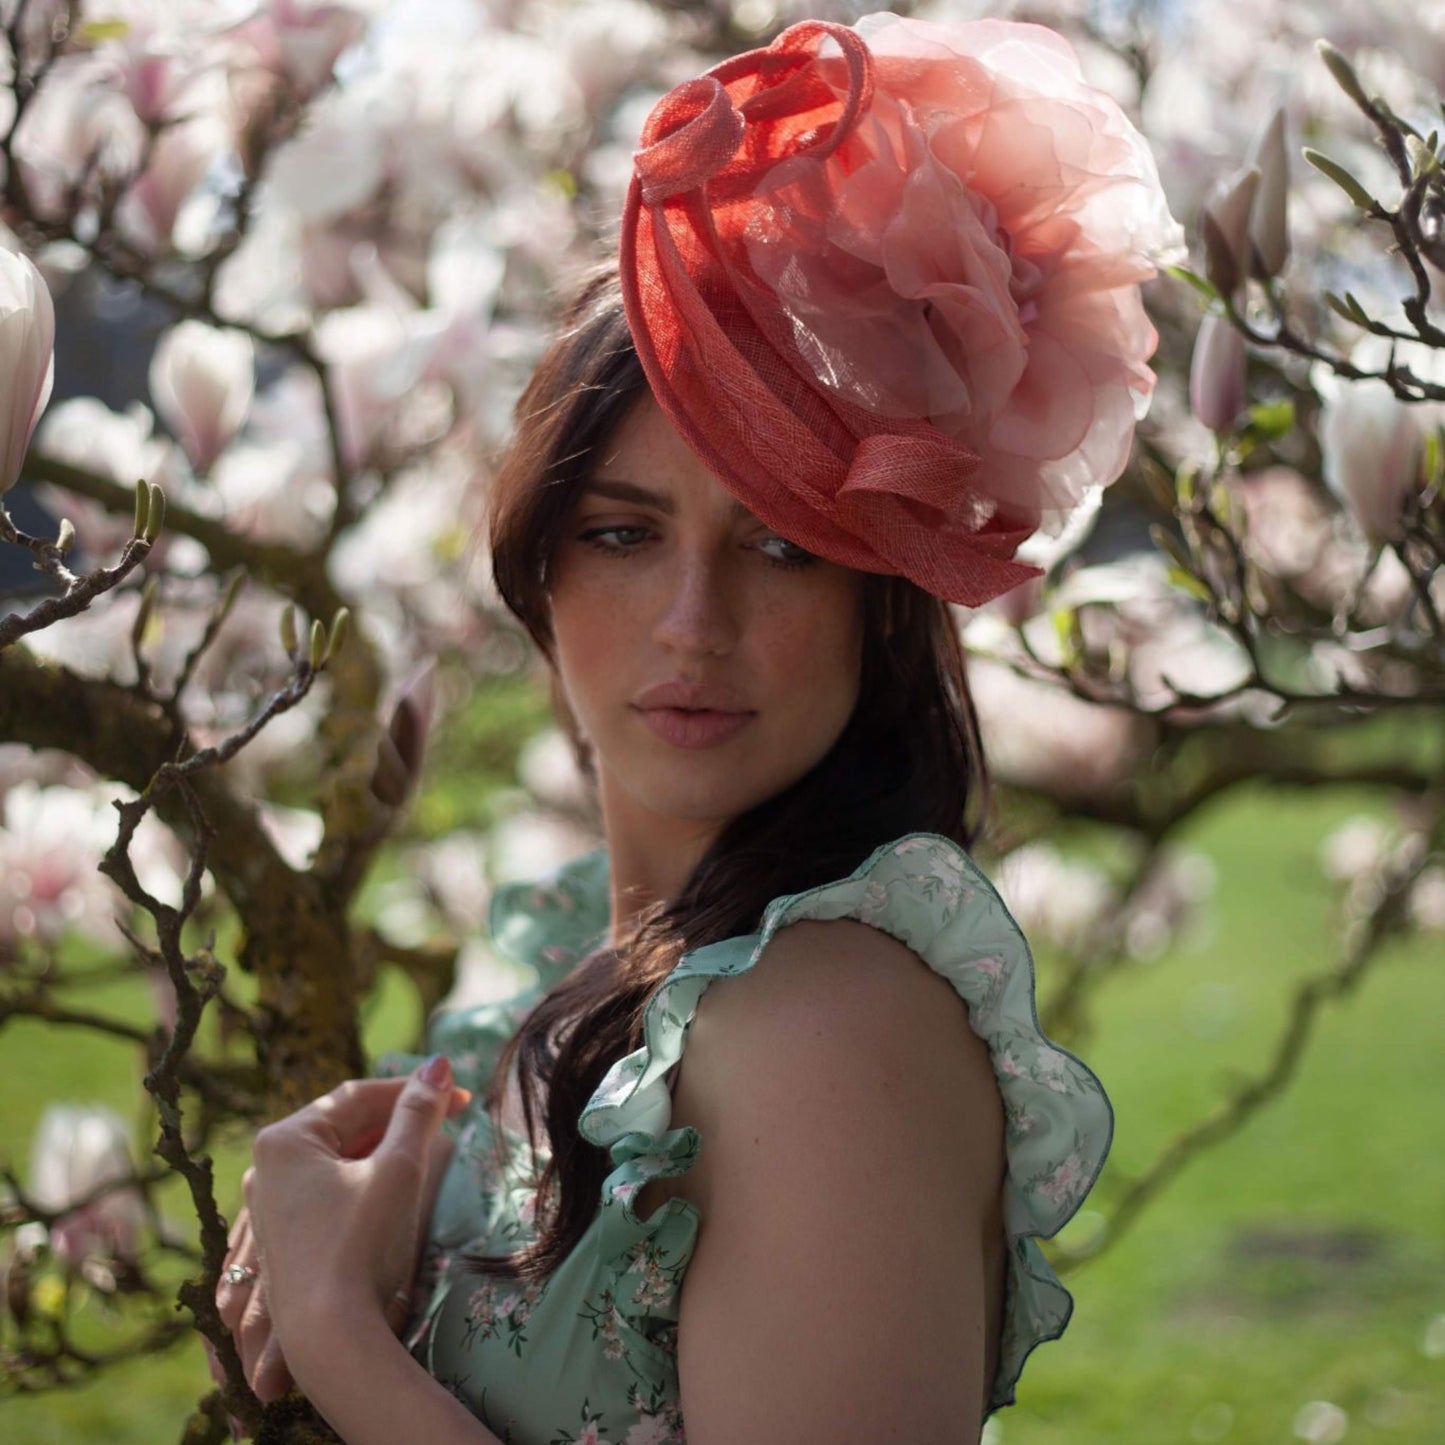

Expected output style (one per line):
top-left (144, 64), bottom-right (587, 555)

top-left (620, 13), bottom-right (1182, 606)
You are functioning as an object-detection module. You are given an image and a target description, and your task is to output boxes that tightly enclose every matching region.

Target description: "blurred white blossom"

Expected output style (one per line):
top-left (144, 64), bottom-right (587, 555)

top-left (27, 1105), bottom-right (146, 1281)
top-left (0, 782), bottom-right (123, 952)
top-left (993, 842), bottom-right (1114, 956)
top-left (969, 657), bottom-right (1153, 801)
top-left (149, 320), bottom-right (256, 472)
top-left (1314, 338), bottom-right (1444, 544)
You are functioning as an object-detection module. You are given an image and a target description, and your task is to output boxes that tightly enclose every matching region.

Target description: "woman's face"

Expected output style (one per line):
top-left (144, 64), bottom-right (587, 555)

top-left (547, 393), bottom-right (865, 850)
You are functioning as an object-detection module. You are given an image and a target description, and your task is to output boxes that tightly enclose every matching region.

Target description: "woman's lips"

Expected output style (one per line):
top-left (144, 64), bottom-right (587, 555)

top-left (635, 705), bottom-right (755, 750)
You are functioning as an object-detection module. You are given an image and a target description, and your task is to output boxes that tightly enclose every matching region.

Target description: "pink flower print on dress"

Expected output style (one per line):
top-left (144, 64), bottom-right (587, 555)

top-left (995, 1044), bottom-right (1026, 1080)
top-left (1039, 1151), bottom-right (1089, 1208)
top-left (858, 879), bottom-right (890, 921)
top-left (624, 1415), bottom-right (675, 1445)
top-left (1005, 1101), bottom-right (1037, 1139)
top-left (1033, 1046), bottom-right (1073, 1094)
top-left (966, 955), bottom-right (1006, 1013)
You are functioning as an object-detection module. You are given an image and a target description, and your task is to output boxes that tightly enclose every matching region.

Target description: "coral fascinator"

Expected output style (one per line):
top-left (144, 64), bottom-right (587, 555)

top-left (621, 12), bottom-right (1182, 606)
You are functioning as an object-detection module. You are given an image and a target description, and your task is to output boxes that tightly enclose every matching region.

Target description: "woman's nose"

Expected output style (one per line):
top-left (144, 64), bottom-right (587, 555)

top-left (652, 551), bottom-right (739, 658)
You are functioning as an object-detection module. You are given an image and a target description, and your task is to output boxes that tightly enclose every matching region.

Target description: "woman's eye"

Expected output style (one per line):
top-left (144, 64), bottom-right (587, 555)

top-left (756, 535), bottom-right (814, 569)
top-left (578, 525), bottom-right (652, 553)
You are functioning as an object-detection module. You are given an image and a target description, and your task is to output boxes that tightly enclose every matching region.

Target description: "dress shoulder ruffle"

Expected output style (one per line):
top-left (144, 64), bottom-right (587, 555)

top-left (577, 832), bottom-right (1115, 1413)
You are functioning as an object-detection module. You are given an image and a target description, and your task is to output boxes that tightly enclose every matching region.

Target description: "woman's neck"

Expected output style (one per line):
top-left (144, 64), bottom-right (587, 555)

top-left (597, 781), bottom-right (721, 941)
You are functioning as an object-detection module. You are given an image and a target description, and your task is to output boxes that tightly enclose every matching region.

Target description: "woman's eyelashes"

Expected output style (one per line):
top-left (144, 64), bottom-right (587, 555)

top-left (573, 522), bottom-right (817, 572)
top-left (753, 535), bottom-right (815, 571)
top-left (577, 523), bottom-right (653, 555)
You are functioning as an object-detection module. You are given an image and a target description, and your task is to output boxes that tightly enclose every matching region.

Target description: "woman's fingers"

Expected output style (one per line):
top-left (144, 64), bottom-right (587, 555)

top-left (217, 1206), bottom-right (259, 1332)
top-left (252, 1328), bottom-right (294, 1403)
top-left (235, 1275), bottom-right (277, 1391)
top-left (281, 1078), bottom-right (413, 1154)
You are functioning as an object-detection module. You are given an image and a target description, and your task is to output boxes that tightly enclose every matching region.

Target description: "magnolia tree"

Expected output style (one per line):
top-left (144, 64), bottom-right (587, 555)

top-left (0, 0), bottom-right (1442, 1439)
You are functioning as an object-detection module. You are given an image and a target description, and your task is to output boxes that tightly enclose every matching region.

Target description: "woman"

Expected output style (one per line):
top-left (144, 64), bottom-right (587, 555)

top-left (220, 13), bottom-right (1176, 1443)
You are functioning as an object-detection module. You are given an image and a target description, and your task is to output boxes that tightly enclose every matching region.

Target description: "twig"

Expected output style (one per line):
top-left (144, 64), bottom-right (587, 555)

top-left (0, 509), bottom-right (153, 651)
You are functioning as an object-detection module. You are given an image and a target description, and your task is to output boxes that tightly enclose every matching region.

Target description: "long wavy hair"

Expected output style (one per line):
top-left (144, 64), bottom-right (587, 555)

top-left (481, 265), bottom-right (989, 1278)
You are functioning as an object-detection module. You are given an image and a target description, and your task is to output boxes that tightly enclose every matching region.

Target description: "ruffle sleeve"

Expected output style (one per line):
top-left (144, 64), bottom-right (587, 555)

top-left (578, 832), bottom-right (1114, 1416)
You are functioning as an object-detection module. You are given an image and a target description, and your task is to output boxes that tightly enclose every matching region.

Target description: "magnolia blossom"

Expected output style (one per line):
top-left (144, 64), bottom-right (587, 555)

top-left (1313, 340), bottom-right (1441, 544)
top-left (28, 1105), bottom-right (146, 1276)
top-left (969, 657), bottom-right (1153, 801)
top-left (10, 54), bottom-right (146, 218)
top-left (993, 842), bottom-right (1115, 956)
top-left (117, 118), bottom-right (227, 254)
top-left (0, 247), bottom-right (56, 495)
top-left (230, 0), bottom-right (369, 97)
top-left (149, 320), bottom-right (256, 472)
top-left (0, 779), bottom-right (186, 951)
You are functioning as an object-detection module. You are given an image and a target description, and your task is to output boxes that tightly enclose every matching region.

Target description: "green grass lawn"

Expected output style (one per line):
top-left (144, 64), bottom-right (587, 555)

top-left (3, 785), bottom-right (1442, 1443)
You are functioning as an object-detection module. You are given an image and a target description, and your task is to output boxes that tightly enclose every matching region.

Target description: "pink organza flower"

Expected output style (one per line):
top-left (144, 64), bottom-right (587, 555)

top-left (746, 14), bottom-right (1182, 525)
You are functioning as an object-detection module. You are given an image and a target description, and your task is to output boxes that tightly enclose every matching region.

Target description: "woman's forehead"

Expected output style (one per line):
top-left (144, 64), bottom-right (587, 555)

top-left (589, 395), bottom-right (756, 521)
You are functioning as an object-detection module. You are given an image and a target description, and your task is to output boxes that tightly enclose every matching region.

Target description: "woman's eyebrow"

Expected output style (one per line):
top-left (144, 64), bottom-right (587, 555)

top-left (582, 477), bottom-right (754, 521)
top-left (581, 478), bottom-right (673, 513)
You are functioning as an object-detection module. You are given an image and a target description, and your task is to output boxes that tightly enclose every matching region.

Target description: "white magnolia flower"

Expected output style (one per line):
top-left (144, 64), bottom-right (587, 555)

top-left (149, 320), bottom-right (256, 472)
top-left (0, 247), bottom-right (55, 494)
top-left (1314, 337), bottom-right (1444, 544)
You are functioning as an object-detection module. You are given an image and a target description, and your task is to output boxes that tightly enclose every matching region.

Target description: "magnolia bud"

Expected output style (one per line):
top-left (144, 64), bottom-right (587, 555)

top-left (1190, 313), bottom-right (1247, 433)
top-left (279, 603), bottom-right (299, 658)
top-left (142, 483), bottom-right (165, 542)
top-left (1246, 106), bottom-right (1290, 280)
top-left (1200, 167), bottom-right (1260, 300)
top-left (370, 664), bottom-right (437, 807)
top-left (326, 607), bottom-right (350, 662)
top-left (1304, 149), bottom-right (1375, 211)
top-left (0, 248), bottom-right (56, 496)
top-left (1316, 40), bottom-right (1371, 112)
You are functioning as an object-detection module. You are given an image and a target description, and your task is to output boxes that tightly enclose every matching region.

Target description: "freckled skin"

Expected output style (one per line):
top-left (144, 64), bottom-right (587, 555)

top-left (547, 394), bottom-right (865, 906)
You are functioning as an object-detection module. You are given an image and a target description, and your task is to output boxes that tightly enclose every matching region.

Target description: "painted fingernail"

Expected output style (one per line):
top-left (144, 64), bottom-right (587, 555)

top-left (418, 1054), bottom-right (451, 1090)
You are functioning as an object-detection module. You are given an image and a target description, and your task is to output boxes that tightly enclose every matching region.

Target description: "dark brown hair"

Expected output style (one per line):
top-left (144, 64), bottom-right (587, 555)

top-left (482, 265), bottom-right (988, 1278)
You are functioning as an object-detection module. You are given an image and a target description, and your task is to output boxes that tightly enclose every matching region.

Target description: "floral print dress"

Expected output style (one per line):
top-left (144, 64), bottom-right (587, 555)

top-left (377, 834), bottom-right (1114, 1444)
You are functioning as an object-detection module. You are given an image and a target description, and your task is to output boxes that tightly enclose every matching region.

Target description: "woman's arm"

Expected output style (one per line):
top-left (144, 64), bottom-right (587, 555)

top-left (245, 1062), bottom-right (503, 1445)
top-left (282, 1306), bottom-right (504, 1445)
top-left (673, 919), bottom-right (1006, 1444)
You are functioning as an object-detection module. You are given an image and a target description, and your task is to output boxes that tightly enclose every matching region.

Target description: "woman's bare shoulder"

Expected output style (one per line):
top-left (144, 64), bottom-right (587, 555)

top-left (675, 916), bottom-right (1003, 1205)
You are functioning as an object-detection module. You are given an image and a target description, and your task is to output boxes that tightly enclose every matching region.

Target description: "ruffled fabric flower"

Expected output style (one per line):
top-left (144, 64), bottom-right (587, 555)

top-left (622, 14), bottom-right (1182, 605)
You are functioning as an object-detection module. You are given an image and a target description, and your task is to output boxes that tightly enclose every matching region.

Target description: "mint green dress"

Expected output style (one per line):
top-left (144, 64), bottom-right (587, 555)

top-left (378, 834), bottom-right (1113, 1444)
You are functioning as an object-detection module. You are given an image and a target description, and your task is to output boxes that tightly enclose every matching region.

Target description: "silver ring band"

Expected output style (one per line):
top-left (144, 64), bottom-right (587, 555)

top-left (223, 1263), bottom-right (257, 1287)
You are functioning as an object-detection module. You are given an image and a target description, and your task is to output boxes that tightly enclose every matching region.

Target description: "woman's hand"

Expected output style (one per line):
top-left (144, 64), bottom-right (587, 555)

top-left (242, 1059), bottom-right (469, 1390)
